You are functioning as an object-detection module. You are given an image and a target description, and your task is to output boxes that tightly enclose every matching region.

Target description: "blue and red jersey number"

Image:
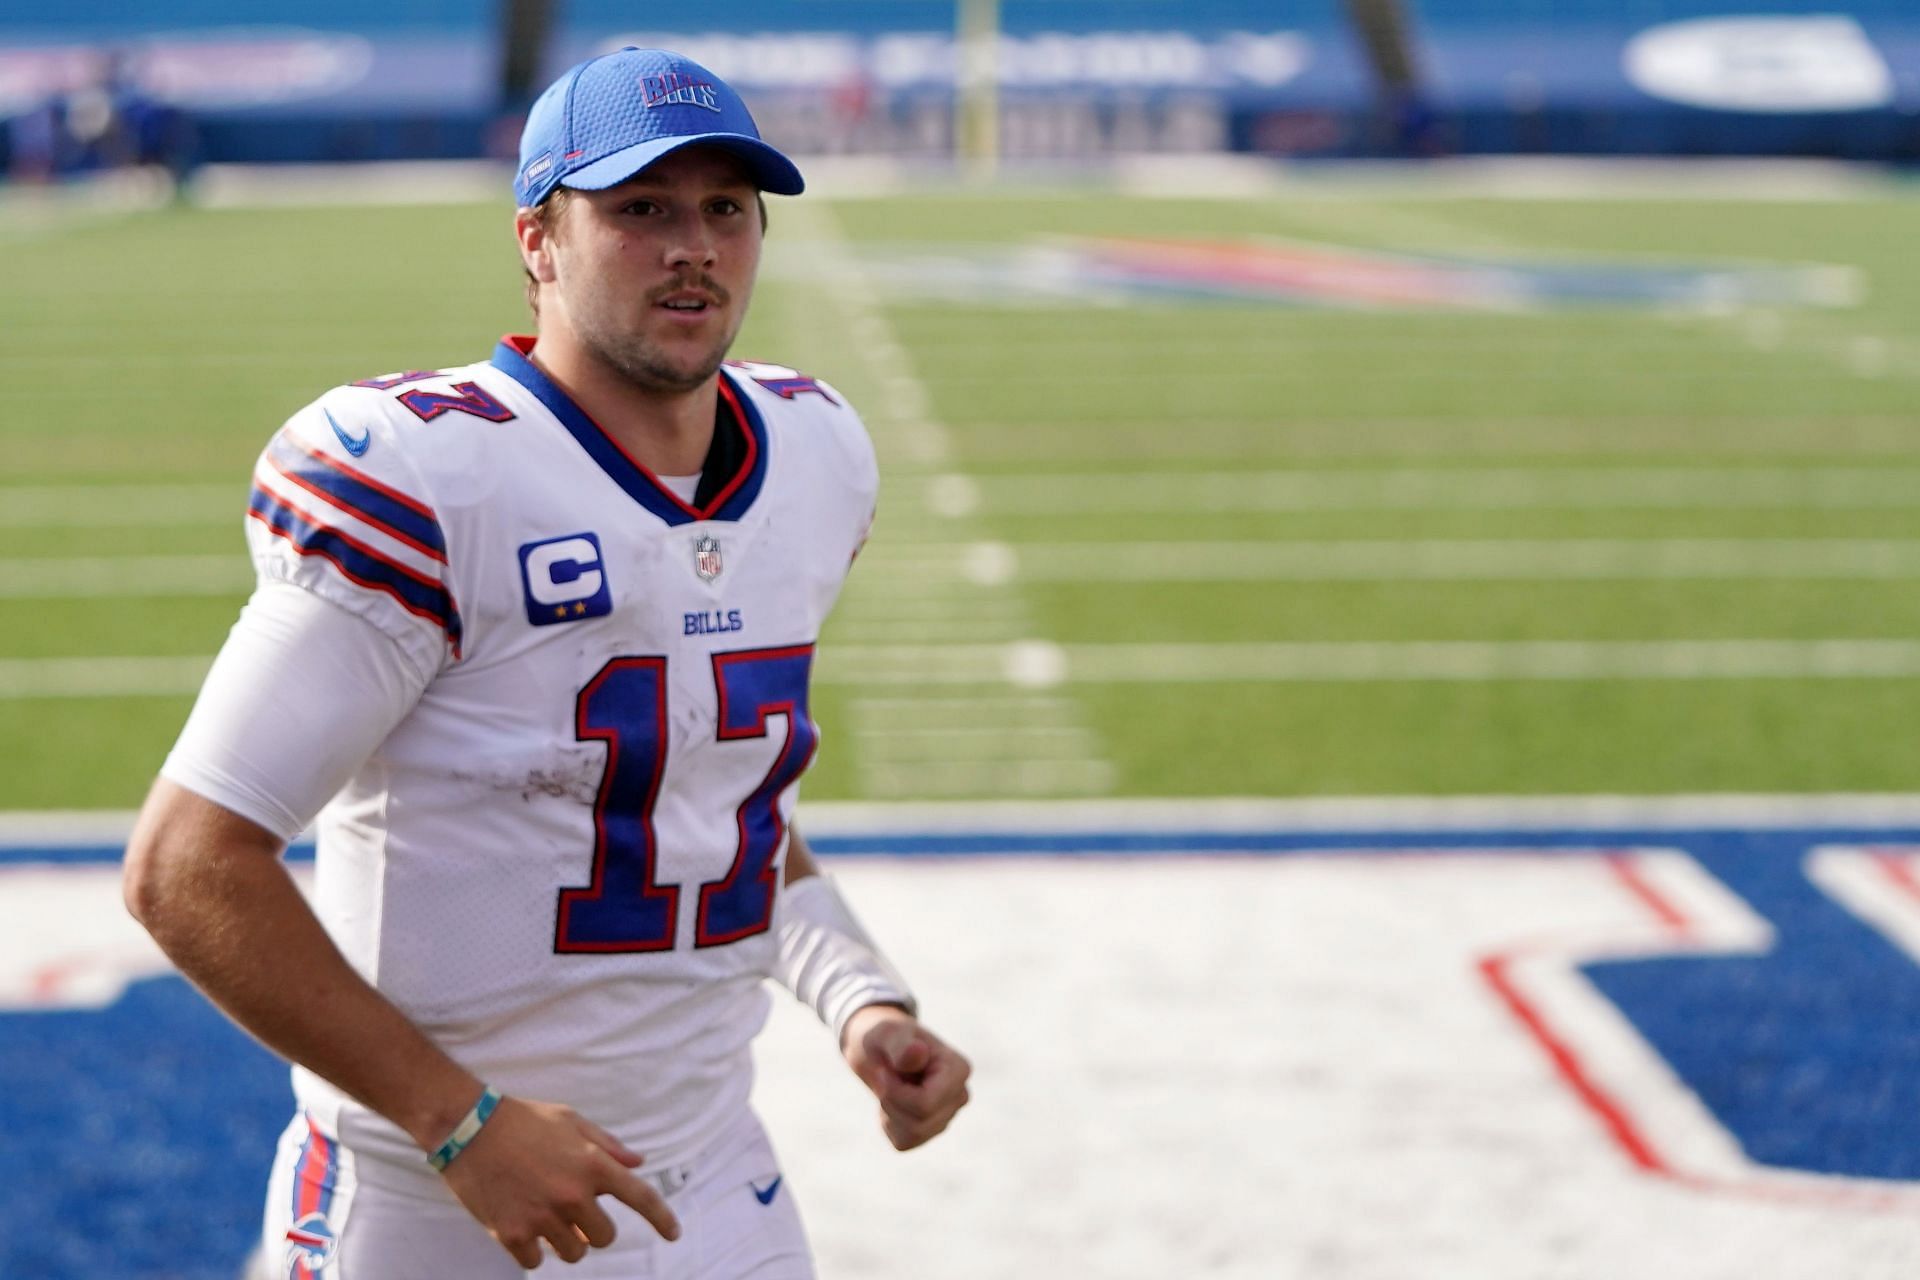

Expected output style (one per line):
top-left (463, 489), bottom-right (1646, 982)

top-left (700, 646), bottom-right (818, 947)
top-left (555, 659), bottom-right (679, 952)
top-left (397, 382), bottom-right (515, 423)
top-left (749, 374), bottom-right (838, 404)
top-left (351, 370), bottom-right (440, 391)
top-left (351, 371), bottom-right (517, 423)
top-left (554, 646), bottom-right (816, 953)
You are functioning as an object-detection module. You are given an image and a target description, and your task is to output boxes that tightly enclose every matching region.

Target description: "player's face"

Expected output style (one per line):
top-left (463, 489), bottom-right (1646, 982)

top-left (547, 148), bottom-right (763, 394)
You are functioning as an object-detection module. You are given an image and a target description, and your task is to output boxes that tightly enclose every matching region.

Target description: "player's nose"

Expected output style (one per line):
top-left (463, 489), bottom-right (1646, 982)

top-left (662, 215), bottom-right (718, 270)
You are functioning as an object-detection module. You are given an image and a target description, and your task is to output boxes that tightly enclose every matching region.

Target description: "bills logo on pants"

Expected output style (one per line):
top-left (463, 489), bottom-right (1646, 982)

top-left (284, 1119), bottom-right (340, 1278)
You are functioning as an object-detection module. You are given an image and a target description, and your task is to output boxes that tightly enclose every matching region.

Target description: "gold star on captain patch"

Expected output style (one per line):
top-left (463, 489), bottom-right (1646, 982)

top-left (573, 602), bottom-right (588, 615)
top-left (553, 606), bottom-right (568, 619)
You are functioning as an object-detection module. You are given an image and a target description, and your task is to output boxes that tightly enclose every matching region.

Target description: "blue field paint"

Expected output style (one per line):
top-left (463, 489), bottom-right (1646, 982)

top-left (0, 977), bottom-right (291, 1280)
top-left (1584, 831), bottom-right (1920, 1181)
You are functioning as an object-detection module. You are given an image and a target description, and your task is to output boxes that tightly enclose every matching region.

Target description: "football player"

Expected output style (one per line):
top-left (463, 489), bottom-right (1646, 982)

top-left (123, 47), bottom-right (970, 1279)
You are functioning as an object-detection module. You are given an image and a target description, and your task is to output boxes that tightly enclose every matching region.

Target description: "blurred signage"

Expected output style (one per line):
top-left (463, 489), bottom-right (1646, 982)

top-left (595, 30), bottom-right (1312, 91)
top-left (1623, 16), bottom-right (1894, 113)
top-left (0, 30), bottom-right (372, 114)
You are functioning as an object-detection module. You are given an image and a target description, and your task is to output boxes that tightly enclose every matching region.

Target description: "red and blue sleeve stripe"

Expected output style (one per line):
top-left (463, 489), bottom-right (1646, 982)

top-left (288, 1114), bottom-right (338, 1280)
top-left (249, 483), bottom-right (464, 655)
top-left (266, 435), bottom-right (447, 562)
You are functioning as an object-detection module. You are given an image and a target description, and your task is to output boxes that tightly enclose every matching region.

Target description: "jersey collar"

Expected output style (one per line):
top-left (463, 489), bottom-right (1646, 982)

top-left (491, 335), bottom-right (769, 526)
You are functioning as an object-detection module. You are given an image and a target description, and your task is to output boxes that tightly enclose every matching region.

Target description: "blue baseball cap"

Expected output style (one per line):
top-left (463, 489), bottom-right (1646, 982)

top-left (514, 47), bottom-right (804, 208)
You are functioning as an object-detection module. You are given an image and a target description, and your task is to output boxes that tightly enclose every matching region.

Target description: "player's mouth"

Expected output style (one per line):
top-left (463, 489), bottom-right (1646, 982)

top-left (653, 282), bottom-right (728, 324)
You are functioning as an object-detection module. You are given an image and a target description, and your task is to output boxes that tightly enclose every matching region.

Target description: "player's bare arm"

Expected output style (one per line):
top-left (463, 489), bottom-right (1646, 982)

top-left (784, 826), bottom-right (973, 1150)
top-left (123, 780), bottom-right (681, 1264)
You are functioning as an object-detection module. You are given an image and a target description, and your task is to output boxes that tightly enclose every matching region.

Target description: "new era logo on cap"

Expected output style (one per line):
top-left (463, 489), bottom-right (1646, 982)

top-left (514, 47), bottom-right (804, 208)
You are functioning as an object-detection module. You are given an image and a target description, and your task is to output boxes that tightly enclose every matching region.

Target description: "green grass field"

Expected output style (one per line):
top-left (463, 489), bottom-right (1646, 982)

top-left (5, 174), bottom-right (1919, 807)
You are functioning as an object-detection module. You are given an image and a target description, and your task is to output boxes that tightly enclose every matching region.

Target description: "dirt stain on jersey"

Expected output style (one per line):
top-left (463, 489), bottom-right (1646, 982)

top-left (448, 748), bottom-right (603, 806)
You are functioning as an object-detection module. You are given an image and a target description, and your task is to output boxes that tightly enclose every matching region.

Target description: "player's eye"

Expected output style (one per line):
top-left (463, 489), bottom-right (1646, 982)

top-left (622, 199), bottom-right (662, 216)
top-left (709, 198), bottom-right (743, 216)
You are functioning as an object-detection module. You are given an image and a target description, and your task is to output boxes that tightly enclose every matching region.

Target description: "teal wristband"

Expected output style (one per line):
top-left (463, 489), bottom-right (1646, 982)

top-left (427, 1085), bottom-right (501, 1172)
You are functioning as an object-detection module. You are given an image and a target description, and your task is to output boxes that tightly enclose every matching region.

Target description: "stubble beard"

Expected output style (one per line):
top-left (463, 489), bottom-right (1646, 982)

top-left (585, 328), bottom-right (730, 394)
top-left (575, 274), bottom-right (743, 395)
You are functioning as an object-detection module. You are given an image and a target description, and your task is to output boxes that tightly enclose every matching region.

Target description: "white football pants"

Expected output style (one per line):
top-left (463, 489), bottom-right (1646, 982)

top-left (261, 1106), bottom-right (813, 1280)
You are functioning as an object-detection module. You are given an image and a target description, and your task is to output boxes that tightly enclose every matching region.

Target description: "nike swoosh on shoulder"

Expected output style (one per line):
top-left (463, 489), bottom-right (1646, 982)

top-left (751, 1175), bottom-right (783, 1206)
top-left (325, 408), bottom-right (370, 457)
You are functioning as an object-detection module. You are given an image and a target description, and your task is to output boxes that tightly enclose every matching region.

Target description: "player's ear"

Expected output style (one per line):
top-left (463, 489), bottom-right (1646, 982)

top-left (515, 204), bottom-right (560, 285)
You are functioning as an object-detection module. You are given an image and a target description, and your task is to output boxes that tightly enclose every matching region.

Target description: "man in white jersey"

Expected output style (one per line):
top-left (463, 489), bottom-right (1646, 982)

top-left (122, 47), bottom-right (971, 1278)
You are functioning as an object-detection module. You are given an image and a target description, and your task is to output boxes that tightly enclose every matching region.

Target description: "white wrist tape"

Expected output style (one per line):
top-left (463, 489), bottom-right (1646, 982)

top-left (774, 873), bottom-right (917, 1044)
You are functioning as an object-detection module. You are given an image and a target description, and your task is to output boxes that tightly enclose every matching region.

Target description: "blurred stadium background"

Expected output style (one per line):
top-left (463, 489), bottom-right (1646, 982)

top-left (5, 1), bottom-right (1920, 1278)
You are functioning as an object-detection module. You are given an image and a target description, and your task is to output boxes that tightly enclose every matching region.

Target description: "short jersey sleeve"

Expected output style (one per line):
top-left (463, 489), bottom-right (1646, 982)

top-left (161, 580), bottom-right (434, 842)
top-left (245, 393), bottom-right (460, 678)
top-left (817, 379), bottom-right (880, 566)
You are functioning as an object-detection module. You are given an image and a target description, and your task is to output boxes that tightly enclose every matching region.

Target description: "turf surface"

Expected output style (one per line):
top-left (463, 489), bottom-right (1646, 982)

top-left (5, 179), bottom-right (1919, 805)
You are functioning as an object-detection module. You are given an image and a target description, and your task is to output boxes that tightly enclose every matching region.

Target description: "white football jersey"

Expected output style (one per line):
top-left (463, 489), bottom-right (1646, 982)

top-left (179, 336), bottom-right (875, 1176)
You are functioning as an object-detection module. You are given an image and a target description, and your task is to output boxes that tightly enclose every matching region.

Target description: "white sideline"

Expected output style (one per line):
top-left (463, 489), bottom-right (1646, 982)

top-left (14, 794), bottom-right (1920, 844)
top-left (1, 155), bottom-right (1884, 226)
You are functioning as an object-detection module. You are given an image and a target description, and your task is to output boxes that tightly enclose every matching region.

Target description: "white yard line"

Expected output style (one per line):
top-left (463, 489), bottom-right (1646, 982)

top-left (848, 695), bottom-right (1081, 713)
top-left (0, 657), bottom-right (212, 699)
top-left (785, 196), bottom-right (1115, 798)
top-left (851, 725), bottom-right (1103, 759)
top-left (777, 204), bottom-right (954, 468)
top-left (858, 759), bottom-right (1118, 797)
top-left (831, 594), bottom-right (1027, 618)
top-left (846, 695), bottom-right (1085, 732)
top-left (0, 556), bottom-right (248, 598)
top-left (841, 618), bottom-right (1027, 644)
top-left (923, 468), bottom-right (1920, 514)
top-left (863, 539), bottom-right (1920, 586)
top-left (0, 485), bottom-right (237, 527)
top-left (948, 416), bottom-right (1920, 463)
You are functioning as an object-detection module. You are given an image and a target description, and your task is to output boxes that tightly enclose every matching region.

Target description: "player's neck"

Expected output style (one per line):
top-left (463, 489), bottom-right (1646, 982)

top-left (530, 334), bottom-right (718, 476)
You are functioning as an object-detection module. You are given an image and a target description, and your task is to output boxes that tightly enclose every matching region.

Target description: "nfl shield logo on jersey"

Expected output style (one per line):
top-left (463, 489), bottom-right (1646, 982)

top-left (694, 535), bottom-right (723, 582)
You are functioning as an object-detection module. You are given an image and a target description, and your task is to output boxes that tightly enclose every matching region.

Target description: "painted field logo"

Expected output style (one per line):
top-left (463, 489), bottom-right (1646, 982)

top-left (859, 236), bottom-right (1862, 315)
top-left (1565, 837), bottom-right (1920, 1188)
